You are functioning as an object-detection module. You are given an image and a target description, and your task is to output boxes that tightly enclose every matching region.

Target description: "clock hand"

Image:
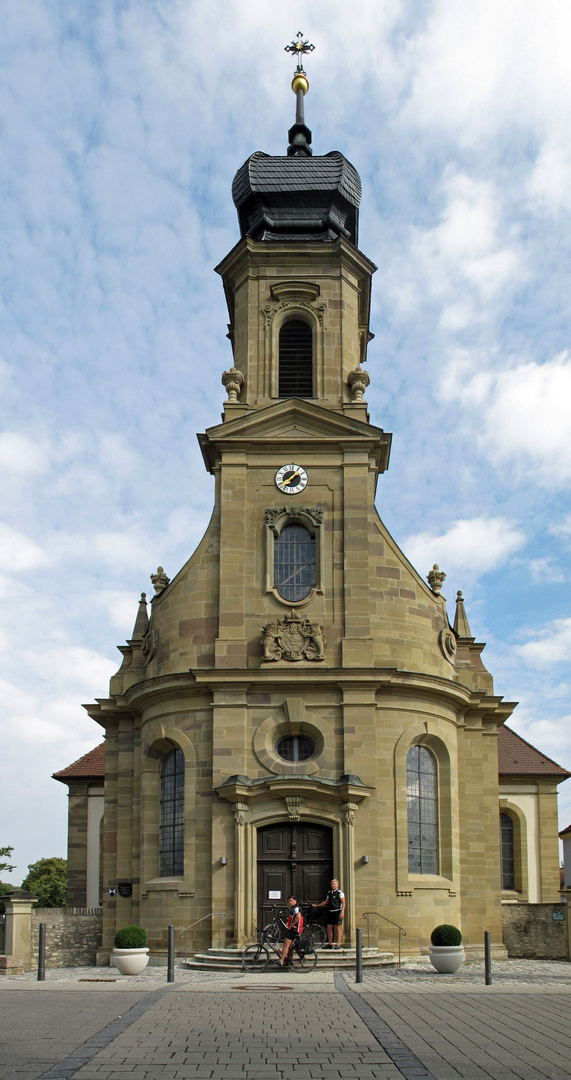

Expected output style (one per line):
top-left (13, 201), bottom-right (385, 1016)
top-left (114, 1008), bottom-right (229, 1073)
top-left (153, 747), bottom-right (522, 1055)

top-left (283, 472), bottom-right (300, 486)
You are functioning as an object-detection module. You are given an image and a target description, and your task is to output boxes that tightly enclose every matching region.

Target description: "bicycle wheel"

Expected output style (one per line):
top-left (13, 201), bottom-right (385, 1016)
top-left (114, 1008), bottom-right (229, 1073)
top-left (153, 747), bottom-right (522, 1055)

top-left (261, 921), bottom-right (280, 945)
top-left (303, 923), bottom-right (326, 949)
top-left (242, 943), bottom-right (270, 972)
top-left (289, 945), bottom-right (317, 972)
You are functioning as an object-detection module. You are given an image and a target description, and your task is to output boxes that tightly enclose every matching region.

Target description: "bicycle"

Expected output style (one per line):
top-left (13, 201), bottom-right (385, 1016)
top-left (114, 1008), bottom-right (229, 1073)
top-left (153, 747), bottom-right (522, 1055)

top-left (242, 925), bottom-right (317, 972)
top-left (261, 906), bottom-right (327, 950)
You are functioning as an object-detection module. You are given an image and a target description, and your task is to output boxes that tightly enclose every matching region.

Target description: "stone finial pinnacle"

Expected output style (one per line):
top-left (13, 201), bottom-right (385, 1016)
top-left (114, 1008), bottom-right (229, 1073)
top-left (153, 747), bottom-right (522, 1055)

top-left (453, 589), bottom-right (474, 641)
top-left (151, 566), bottom-right (170, 594)
top-left (131, 592), bottom-right (149, 640)
top-left (427, 564), bottom-right (446, 595)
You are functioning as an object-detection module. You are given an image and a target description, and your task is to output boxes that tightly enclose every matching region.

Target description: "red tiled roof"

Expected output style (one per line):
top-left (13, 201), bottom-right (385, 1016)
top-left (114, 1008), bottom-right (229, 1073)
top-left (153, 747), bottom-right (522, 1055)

top-left (53, 743), bottom-right (105, 782)
top-left (498, 725), bottom-right (570, 779)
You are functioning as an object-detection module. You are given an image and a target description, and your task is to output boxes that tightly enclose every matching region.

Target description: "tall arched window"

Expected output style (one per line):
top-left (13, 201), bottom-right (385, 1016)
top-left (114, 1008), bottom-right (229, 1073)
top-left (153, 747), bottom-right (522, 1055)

top-left (274, 523), bottom-right (316, 601)
top-left (159, 748), bottom-right (184, 877)
top-left (278, 319), bottom-right (313, 398)
top-left (406, 745), bottom-right (438, 874)
top-left (500, 812), bottom-right (515, 890)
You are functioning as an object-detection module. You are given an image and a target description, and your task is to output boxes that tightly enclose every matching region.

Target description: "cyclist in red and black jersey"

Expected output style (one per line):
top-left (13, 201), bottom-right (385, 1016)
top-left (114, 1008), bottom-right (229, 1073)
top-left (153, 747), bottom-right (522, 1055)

top-left (279, 895), bottom-right (304, 965)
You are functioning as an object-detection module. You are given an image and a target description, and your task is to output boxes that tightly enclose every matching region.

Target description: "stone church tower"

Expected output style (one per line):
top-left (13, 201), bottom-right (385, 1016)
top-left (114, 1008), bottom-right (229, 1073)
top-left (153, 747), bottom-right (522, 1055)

top-left (85, 49), bottom-right (555, 964)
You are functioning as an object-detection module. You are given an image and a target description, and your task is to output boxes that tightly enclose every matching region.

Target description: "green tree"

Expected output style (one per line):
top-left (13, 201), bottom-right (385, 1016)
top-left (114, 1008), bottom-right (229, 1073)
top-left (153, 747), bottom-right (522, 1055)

top-left (0, 845), bottom-right (15, 874)
top-left (21, 857), bottom-right (67, 908)
top-left (0, 845), bottom-right (16, 914)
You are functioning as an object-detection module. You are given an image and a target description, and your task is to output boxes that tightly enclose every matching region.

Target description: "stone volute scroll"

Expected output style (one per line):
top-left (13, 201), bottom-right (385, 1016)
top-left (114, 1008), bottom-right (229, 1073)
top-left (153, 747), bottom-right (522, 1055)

top-left (261, 610), bottom-right (326, 662)
top-left (348, 365), bottom-right (370, 402)
top-left (221, 366), bottom-right (245, 402)
top-left (341, 802), bottom-right (358, 826)
top-left (232, 802), bottom-right (248, 826)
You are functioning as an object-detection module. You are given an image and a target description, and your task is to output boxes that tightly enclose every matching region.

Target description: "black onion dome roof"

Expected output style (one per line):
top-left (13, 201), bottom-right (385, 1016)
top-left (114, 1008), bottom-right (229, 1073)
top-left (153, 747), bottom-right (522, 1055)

top-left (232, 150), bottom-right (361, 245)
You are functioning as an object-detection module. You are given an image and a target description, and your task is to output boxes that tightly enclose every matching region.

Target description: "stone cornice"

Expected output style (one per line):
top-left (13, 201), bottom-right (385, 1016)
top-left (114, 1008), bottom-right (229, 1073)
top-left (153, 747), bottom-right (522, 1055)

top-left (85, 667), bottom-right (517, 729)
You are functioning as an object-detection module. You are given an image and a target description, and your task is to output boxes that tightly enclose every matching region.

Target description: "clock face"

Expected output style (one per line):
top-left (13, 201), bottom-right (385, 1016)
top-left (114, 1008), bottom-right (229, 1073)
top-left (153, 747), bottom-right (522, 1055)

top-left (275, 463), bottom-right (308, 495)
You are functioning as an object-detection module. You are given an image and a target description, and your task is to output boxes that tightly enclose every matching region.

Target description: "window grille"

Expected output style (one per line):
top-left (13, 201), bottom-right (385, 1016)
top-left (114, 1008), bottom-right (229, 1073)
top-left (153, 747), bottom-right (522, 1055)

top-left (406, 745), bottom-right (438, 874)
top-left (278, 320), bottom-right (313, 397)
top-left (274, 523), bottom-right (316, 601)
top-left (276, 734), bottom-right (315, 762)
top-left (159, 748), bottom-right (184, 877)
top-left (500, 812), bottom-right (515, 890)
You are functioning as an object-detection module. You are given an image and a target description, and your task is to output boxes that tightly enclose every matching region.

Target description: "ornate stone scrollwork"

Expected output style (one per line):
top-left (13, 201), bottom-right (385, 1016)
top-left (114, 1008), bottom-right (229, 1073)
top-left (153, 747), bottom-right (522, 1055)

top-left (232, 802), bottom-right (248, 827)
top-left (151, 566), bottom-right (170, 594)
top-left (142, 627), bottom-right (158, 663)
top-left (261, 610), bottom-right (326, 663)
top-left (221, 366), bottom-right (245, 402)
top-left (263, 299), bottom-right (326, 328)
top-left (264, 506), bottom-right (323, 527)
top-left (341, 802), bottom-right (358, 826)
top-left (427, 564), bottom-right (446, 594)
top-left (284, 796), bottom-right (304, 821)
top-left (348, 365), bottom-right (370, 402)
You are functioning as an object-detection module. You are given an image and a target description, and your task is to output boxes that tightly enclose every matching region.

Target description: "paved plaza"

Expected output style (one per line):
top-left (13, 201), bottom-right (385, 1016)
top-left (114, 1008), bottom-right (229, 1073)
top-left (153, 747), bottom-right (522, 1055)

top-left (1, 960), bottom-right (571, 1080)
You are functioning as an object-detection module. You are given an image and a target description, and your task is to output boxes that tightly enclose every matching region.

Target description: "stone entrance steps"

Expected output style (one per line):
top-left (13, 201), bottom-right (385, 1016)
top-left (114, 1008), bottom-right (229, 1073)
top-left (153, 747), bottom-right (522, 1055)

top-left (183, 946), bottom-right (397, 970)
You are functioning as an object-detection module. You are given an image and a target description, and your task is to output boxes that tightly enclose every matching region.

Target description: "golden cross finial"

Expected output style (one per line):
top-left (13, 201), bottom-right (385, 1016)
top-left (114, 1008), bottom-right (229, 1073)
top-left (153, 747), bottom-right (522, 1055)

top-left (284, 31), bottom-right (315, 72)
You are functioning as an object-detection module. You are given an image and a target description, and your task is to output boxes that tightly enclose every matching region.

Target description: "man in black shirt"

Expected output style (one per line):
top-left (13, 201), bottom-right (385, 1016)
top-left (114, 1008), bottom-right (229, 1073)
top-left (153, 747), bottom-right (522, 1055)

top-left (314, 878), bottom-right (345, 949)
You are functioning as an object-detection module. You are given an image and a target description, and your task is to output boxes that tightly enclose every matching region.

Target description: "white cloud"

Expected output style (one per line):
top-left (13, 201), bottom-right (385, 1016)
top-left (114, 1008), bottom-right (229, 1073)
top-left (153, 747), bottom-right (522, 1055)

top-left (388, 169), bottom-right (526, 329)
top-left (516, 618), bottom-right (571, 667)
top-left (0, 523), bottom-right (47, 571)
top-left (96, 589), bottom-right (142, 633)
top-left (404, 516), bottom-right (526, 580)
top-left (442, 350), bottom-right (571, 486)
top-left (0, 431), bottom-right (48, 477)
top-left (528, 557), bottom-right (565, 583)
top-left (24, 646), bottom-right (116, 693)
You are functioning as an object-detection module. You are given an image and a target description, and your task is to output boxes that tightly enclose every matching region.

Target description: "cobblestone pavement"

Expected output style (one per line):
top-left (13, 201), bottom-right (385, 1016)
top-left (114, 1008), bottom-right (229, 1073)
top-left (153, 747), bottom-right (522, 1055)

top-left (1, 961), bottom-right (571, 1080)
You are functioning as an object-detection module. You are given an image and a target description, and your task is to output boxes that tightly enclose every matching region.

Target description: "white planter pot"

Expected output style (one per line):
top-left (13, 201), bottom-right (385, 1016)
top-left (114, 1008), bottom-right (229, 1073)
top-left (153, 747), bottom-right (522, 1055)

top-left (112, 947), bottom-right (149, 975)
top-left (429, 945), bottom-right (465, 973)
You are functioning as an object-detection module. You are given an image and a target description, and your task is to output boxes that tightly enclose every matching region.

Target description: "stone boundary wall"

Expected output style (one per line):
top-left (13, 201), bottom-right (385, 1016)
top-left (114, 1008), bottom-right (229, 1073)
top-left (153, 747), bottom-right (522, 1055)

top-left (30, 908), bottom-right (102, 967)
top-left (502, 903), bottom-right (567, 960)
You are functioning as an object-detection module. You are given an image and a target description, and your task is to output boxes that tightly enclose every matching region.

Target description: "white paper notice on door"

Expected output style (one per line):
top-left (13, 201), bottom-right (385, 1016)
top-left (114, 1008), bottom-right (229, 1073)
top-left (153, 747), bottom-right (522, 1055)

top-left (268, 890), bottom-right (281, 899)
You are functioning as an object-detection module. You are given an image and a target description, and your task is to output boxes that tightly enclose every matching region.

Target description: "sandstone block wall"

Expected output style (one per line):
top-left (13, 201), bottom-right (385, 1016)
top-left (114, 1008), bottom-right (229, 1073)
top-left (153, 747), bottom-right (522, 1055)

top-left (30, 908), bottom-right (102, 967)
top-left (502, 903), bottom-right (567, 959)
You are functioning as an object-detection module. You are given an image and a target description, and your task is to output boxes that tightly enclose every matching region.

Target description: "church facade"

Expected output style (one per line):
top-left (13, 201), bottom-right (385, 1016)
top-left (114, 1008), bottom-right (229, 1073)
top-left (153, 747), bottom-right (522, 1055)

top-left (56, 61), bottom-right (568, 963)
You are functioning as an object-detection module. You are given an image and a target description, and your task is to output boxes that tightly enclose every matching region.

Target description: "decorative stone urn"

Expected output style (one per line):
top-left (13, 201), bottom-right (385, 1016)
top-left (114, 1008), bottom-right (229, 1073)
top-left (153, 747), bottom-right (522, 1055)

top-left (112, 947), bottom-right (150, 976)
top-left (428, 944), bottom-right (465, 973)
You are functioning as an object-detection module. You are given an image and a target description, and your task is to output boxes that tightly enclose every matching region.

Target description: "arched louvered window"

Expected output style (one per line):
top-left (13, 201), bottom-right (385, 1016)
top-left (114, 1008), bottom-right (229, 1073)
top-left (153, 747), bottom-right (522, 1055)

top-left (274, 523), bottom-right (316, 602)
top-left (159, 748), bottom-right (184, 877)
top-left (500, 812), bottom-right (515, 890)
top-left (279, 319), bottom-right (313, 397)
top-left (406, 745), bottom-right (438, 874)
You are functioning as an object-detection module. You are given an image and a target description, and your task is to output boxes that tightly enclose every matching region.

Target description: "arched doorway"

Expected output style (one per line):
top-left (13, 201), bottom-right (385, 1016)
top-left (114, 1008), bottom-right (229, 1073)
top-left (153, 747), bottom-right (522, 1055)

top-left (257, 822), bottom-right (333, 927)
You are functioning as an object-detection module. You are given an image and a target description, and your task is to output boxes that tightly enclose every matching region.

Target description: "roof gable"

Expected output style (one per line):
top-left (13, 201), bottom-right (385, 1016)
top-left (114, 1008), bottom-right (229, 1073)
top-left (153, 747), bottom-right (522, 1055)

top-left (53, 743), bottom-right (105, 783)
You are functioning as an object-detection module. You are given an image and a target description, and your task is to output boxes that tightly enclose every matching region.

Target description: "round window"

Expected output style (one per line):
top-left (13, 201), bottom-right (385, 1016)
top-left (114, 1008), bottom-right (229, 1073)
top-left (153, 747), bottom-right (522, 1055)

top-left (276, 734), bottom-right (315, 762)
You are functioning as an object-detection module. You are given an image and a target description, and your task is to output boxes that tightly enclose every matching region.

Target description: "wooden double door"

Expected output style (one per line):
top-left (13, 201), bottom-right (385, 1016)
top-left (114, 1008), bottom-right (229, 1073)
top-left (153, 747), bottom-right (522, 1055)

top-left (257, 822), bottom-right (333, 927)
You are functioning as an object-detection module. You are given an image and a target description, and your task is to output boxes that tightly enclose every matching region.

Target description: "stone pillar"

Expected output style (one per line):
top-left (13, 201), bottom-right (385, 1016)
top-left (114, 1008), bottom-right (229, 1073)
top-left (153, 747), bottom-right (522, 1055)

top-left (232, 803), bottom-right (248, 945)
top-left (3, 894), bottom-right (37, 972)
top-left (342, 803), bottom-right (357, 945)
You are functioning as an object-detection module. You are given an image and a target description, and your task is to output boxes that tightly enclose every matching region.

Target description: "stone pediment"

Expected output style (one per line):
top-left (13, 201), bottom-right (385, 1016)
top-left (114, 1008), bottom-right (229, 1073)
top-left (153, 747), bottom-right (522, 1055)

top-left (198, 398), bottom-right (392, 474)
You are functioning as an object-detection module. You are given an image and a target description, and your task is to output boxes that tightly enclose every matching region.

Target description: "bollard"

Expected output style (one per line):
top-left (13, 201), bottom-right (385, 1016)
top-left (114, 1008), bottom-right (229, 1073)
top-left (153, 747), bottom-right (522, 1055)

top-left (356, 926), bottom-right (363, 983)
top-left (484, 930), bottom-right (492, 985)
top-left (167, 924), bottom-right (174, 983)
top-left (37, 922), bottom-right (46, 981)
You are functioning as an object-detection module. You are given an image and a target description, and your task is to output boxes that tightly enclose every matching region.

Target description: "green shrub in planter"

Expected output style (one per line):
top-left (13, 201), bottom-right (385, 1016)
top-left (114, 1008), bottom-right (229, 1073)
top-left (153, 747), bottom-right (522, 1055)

top-left (114, 925), bottom-right (148, 949)
top-left (430, 924), bottom-right (462, 947)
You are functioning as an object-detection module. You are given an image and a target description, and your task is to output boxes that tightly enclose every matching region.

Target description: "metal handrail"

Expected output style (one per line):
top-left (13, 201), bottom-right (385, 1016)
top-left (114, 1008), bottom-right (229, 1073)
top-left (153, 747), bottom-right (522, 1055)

top-left (179, 912), bottom-right (226, 963)
top-left (362, 911), bottom-right (407, 968)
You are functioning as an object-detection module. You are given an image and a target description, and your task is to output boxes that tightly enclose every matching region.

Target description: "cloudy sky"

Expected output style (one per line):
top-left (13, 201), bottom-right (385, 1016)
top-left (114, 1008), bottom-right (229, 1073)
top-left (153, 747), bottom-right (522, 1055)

top-left (2, 0), bottom-right (571, 884)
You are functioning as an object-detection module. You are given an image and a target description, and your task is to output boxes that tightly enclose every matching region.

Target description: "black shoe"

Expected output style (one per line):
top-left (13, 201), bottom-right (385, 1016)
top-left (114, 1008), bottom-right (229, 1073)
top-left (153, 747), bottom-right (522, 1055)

top-left (334, 945), bottom-right (341, 950)
top-left (324, 943), bottom-right (333, 949)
